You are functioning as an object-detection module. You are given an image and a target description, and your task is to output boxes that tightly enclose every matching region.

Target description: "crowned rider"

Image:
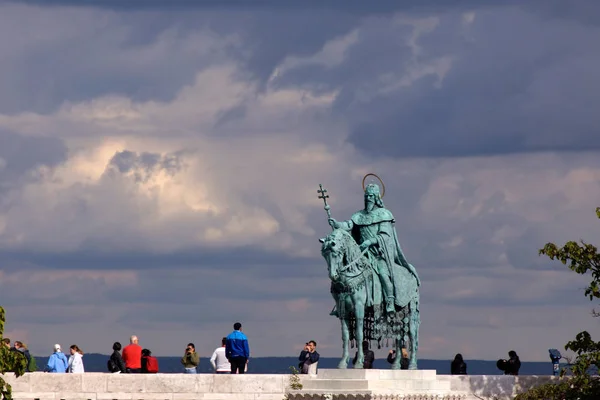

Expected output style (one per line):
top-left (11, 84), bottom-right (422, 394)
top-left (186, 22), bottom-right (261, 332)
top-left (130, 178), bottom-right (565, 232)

top-left (328, 183), bottom-right (420, 314)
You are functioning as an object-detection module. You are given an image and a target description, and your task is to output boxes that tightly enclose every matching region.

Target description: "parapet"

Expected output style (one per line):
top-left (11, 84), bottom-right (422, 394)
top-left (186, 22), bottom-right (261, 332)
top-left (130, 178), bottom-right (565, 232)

top-left (1, 371), bottom-right (556, 400)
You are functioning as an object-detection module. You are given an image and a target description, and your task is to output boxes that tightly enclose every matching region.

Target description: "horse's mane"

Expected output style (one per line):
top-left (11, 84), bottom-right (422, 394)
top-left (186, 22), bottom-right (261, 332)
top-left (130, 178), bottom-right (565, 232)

top-left (327, 229), bottom-right (366, 272)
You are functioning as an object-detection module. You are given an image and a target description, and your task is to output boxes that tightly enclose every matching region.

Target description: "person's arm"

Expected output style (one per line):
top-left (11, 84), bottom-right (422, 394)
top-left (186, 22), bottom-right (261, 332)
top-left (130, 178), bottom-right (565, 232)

top-left (299, 350), bottom-right (308, 361)
top-left (191, 352), bottom-right (200, 367)
top-left (328, 218), bottom-right (354, 231)
top-left (309, 351), bottom-right (320, 363)
top-left (387, 351), bottom-right (395, 364)
top-left (181, 352), bottom-right (189, 365)
top-left (46, 355), bottom-right (54, 372)
top-left (225, 339), bottom-right (231, 360)
top-left (210, 350), bottom-right (218, 370)
top-left (116, 354), bottom-right (126, 373)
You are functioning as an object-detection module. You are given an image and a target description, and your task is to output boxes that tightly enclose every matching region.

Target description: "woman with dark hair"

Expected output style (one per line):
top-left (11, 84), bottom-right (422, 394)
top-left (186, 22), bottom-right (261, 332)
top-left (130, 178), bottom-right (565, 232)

top-left (451, 353), bottom-right (467, 375)
top-left (505, 350), bottom-right (521, 376)
top-left (68, 345), bottom-right (84, 373)
top-left (108, 342), bottom-right (126, 373)
top-left (141, 349), bottom-right (159, 373)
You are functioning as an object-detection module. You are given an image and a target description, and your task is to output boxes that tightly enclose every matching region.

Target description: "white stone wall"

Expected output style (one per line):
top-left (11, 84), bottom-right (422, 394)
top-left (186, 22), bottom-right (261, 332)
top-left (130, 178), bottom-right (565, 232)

top-left (2, 373), bottom-right (291, 400)
top-left (1, 372), bottom-right (555, 400)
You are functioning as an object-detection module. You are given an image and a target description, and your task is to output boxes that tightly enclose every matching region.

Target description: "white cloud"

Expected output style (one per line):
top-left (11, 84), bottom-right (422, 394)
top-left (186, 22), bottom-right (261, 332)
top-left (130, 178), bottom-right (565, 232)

top-left (269, 29), bottom-right (359, 83)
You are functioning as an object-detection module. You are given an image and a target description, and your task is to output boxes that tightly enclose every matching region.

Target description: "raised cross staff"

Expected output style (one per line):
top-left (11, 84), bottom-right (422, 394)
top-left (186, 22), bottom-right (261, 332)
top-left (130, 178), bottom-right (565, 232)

top-left (317, 184), bottom-right (333, 231)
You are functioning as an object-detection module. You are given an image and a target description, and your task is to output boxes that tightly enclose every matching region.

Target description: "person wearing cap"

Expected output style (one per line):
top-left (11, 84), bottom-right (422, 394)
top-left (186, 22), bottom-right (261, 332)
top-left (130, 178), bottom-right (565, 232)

top-left (45, 344), bottom-right (68, 373)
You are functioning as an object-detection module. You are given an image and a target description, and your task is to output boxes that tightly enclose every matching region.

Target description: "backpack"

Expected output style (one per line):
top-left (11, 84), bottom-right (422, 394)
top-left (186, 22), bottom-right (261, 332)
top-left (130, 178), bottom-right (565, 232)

top-left (107, 358), bottom-right (118, 372)
top-left (28, 355), bottom-right (37, 372)
top-left (145, 356), bottom-right (159, 373)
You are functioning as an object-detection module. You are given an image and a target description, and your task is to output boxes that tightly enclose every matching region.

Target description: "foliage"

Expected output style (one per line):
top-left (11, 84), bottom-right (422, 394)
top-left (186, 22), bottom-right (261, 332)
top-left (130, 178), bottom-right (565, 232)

top-left (287, 366), bottom-right (303, 390)
top-left (0, 306), bottom-right (27, 400)
top-left (515, 208), bottom-right (600, 400)
top-left (282, 366), bottom-right (303, 400)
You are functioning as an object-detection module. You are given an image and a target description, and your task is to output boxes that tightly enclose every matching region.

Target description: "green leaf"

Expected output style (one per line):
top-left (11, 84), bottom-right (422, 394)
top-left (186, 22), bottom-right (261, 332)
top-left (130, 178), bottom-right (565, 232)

top-left (521, 208), bottom-right (600, 399)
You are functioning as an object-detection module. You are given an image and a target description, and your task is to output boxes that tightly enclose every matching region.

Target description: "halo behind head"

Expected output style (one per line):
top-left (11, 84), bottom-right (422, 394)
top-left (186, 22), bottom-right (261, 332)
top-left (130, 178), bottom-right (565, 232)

top-left (362, 173), bottom-right (385, 198)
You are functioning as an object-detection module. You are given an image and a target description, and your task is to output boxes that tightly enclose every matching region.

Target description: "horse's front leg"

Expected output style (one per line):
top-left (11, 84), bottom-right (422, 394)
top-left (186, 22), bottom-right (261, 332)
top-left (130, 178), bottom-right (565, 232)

top-left (338, 313), bottom-right (350, 369)
top-left (353, 294), bottom-right (365, 369)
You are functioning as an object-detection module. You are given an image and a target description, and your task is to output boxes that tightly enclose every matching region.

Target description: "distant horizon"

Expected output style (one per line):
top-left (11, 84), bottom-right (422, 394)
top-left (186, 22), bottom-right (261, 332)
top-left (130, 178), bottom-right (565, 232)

top-left (27, 354), bottom-right (560, 376)
top-left (28, 352), bottom-right (554, 364)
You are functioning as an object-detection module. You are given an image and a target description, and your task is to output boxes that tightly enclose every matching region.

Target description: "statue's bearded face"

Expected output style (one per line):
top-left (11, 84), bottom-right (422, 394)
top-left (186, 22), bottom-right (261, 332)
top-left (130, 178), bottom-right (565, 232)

top-left (364, 184), bottom-right (380, 210)
top-left (364, 193), bottom-right (375, 210)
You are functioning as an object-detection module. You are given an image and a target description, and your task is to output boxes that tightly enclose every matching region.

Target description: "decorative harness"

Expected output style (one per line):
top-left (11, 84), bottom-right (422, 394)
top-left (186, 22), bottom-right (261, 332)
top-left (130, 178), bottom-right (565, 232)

top-left (327, 243), bottom-right (372, 295)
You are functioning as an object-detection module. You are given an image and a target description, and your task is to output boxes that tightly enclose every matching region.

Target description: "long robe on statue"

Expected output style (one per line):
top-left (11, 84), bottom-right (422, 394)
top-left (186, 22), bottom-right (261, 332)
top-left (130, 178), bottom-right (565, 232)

top-left (349, 207), bottom-right (420, 311)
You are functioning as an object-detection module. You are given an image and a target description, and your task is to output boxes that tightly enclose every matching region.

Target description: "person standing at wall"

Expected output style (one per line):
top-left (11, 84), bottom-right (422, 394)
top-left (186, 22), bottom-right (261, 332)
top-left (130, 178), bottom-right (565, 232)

top-left (210, 338), bottom-right (231, 374)
top-left (226, 322), bottom-right (250, 374)
top-left (181, 343), bottom-right (200, 373)
top-left (45, 344), bottom-right (68, 373)
top-left (450, 353), bottom-right (467, 375)
top-left (108, 342), bottom-right (126, 373)
top-left (67, 345), bottom-right (84, 373)
top-left (122, 335), bottom-right (142, 373)
top-left (352, 341), bottom-right (374, 369)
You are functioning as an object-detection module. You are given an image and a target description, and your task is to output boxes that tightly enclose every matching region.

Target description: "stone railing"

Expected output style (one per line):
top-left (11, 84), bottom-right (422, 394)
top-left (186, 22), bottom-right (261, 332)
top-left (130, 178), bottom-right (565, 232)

top-left (2, 372), bottom-right (292, 400)
top-left (1, 372), bottom-right (556, 400)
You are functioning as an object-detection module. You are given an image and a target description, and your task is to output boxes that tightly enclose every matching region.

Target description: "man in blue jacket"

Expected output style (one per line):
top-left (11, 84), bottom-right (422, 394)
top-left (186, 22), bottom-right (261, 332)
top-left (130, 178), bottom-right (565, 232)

top-left (45, 344), bottom-right (68, 373)
top-left (225, 322), bottom-right (250, 374)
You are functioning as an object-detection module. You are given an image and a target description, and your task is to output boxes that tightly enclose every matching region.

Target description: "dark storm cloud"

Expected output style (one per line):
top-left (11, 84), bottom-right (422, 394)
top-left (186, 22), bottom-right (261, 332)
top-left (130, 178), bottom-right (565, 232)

top-left (106, 268), bottom-right (331, 309)
top-left (0, 129), bottom-right (67, 198)
top-left (271, 7), bottom-right (600, 158)
top-left (108, 150), bottom-right (185, 183)
top-left (6, 0), bottom-right (501, 13)
top-left (4, 2), bottom-right (600, 158)
top-left (0, 246), bottom-right (321, 276)
top-left (0, 130), bottom-right (67, 178)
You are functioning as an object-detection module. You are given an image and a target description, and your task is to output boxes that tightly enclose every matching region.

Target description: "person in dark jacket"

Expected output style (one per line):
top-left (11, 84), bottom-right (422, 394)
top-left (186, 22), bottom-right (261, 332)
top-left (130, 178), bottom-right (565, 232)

top-left (110, 342), bottom-right (127, 373)
top-left (387, 348), bottom-right (409, 370)
top-left (298, 340), bottom-right (320, 374)
top-left (352, 341), bottom-right (375, 369)
top-left (14, 341), bottom-right (32, 372)
top-left (451, 353), bottom-right (467, 375)
top-left (505, 350), bottom-right (521, 376)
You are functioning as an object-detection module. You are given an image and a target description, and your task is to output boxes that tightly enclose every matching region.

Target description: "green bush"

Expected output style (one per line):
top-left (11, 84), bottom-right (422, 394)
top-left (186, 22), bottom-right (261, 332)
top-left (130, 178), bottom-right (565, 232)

top-left (0, 306), bottom-right (27, 400)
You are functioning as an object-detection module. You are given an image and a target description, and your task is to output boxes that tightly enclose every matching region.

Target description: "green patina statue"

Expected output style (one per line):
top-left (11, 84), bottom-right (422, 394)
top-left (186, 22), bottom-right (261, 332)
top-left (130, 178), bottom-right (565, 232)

top-left (318, 176), bottom-right (421, 369)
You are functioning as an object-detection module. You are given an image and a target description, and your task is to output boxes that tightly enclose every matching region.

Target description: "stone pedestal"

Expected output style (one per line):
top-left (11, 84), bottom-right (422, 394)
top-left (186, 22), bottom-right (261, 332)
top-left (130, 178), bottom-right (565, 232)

top-left (288, 369), bottom-right (468, 400)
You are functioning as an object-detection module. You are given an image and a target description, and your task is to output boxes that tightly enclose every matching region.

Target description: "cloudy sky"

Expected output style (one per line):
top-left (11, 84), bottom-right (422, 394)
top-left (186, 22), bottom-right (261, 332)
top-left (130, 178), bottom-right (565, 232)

top-left (1, 0), bottom-right (600, 363)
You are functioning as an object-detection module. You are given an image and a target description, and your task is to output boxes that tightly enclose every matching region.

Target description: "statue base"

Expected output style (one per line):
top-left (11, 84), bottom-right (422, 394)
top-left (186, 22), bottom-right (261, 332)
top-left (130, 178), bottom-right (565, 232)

top-left (289, 369), bottom-right (468, 399)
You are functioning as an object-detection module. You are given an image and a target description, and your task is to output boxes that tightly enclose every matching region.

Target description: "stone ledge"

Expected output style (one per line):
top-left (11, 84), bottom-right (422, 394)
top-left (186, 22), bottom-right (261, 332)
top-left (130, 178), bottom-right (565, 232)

top-left (2, 371), bottom-right (557, 400)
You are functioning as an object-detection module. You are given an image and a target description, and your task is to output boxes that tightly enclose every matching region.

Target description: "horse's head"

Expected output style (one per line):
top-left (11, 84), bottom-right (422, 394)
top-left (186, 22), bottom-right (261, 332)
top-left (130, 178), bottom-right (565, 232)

top-left (320, 229), bottom-right (349, 281)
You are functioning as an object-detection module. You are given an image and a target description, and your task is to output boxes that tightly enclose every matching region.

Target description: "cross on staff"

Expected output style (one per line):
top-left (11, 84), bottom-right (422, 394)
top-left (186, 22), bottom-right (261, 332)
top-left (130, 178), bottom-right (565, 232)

top-left (317, 184), bottom-right (333, 230)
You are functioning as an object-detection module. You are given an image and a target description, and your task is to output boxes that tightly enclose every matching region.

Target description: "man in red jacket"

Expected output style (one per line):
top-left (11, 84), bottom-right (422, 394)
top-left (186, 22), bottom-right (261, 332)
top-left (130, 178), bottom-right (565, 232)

top-left (122, 335), bottom-right (142, 373)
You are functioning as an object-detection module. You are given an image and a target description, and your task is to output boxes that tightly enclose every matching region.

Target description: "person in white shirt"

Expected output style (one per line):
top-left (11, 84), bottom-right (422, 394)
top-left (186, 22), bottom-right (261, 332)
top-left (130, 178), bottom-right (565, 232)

top-left (210, 337), bottom-right (231, 374)
top-left (67, 344), bottom-right (85, 373)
